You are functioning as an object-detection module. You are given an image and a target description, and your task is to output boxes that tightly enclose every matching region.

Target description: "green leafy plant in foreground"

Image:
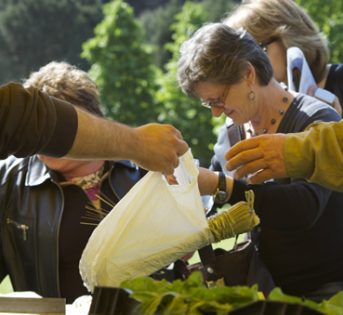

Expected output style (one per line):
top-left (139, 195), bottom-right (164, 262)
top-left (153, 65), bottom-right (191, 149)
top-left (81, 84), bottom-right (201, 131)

top-left (121, 271), bottom-right (261, 315)
top-left (269, 288), bottom-right (343, 315)
top-left (122, 271), bottom-right (343, 315)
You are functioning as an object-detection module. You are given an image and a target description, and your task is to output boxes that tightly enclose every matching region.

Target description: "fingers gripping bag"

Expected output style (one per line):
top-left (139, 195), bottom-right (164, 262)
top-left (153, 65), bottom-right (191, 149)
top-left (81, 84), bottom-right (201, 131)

top-left (79, 150), bottom-right (259, 292)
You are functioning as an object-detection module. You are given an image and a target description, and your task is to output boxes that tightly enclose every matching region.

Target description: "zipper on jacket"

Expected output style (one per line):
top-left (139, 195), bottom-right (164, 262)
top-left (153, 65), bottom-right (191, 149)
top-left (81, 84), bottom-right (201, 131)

top-left (6, 218), bottom-right (29, 241)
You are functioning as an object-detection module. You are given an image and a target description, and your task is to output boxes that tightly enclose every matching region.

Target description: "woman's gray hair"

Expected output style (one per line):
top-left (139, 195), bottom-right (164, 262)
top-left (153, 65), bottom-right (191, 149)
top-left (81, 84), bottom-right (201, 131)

top-left (177, 23), bottom-right (273, 97)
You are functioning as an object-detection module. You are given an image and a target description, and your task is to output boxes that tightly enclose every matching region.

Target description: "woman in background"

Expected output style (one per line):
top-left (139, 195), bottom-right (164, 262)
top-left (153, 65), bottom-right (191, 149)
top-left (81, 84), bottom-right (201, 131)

top-left (224, 0), bottom-right (343, 114)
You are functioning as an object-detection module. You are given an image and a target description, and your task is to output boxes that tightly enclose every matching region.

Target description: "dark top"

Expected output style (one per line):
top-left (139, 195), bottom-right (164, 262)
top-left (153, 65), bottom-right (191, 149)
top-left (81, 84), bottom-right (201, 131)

top-left (212, 94), bottom-right (343, 296)
top-left (58, 165), bottom-right (119, 303)
top-left (325, 64), bottom-right (343, 109)
top-left (0, 82), bottom-right (77, 158)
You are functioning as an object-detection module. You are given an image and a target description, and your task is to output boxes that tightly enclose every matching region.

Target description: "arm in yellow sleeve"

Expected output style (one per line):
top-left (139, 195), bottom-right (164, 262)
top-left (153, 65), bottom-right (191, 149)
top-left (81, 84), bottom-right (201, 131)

top-left (285, 120), bottom-right (343, 191)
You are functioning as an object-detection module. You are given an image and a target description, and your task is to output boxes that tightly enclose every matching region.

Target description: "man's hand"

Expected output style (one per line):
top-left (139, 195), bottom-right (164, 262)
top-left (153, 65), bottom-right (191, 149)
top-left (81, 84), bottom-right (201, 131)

top-left (133, 123), bottom-right (188, 174)
top-left (68, 110), bottom-right (187, 173)
top-left (225, 133), bottom-right (287, 183)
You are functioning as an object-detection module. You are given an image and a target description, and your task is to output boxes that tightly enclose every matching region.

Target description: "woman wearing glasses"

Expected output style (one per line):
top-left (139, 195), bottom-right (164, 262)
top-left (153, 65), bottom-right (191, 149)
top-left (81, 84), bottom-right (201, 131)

top-left (178, 23), bottom-right (343, 301)
top-left (224, 0), bottom-right (343, 115)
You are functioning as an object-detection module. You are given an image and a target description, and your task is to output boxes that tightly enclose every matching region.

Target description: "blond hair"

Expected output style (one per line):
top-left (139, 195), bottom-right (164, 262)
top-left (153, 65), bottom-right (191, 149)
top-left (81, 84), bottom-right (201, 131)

top-left (24, 61), bottom-right (103, 117)
top-left (224, 0), bottom-right (328, 82)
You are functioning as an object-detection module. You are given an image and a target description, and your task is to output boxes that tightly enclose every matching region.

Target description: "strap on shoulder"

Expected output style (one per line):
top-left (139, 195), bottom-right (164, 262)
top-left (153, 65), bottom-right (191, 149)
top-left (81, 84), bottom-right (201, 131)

top-left (227, 124), bottom-right (244, 146)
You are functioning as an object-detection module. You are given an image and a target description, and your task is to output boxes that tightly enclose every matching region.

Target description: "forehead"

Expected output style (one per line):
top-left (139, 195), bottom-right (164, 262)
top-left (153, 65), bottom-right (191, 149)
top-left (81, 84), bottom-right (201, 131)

top-left (194, 81), bottom-right (226, 99)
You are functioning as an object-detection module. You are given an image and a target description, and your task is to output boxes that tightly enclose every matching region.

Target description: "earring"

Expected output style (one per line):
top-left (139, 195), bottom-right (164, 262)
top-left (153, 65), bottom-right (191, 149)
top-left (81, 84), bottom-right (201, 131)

top-left (248, 90), bottom-right (255, 101)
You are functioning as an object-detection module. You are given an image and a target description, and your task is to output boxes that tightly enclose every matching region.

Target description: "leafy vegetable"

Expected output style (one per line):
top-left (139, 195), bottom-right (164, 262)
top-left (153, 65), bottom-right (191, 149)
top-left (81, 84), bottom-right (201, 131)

top-left (269, 288), bottom-right (343, 315)
top-left (122, 272), bottom-right (343, 315)
top-left (121, 271), bottom-right (261, 315)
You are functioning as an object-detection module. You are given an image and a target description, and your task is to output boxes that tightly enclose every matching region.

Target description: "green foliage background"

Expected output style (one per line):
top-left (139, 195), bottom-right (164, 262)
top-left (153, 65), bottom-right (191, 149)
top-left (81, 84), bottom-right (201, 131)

top-left (295, 0), bottom-right (343, 63)
top-left (81, 0), bottom-right (160, 126)
top-left (154, 2), bottom-right (217, 164)
top-left (0, 0), bottom-right (102, 82)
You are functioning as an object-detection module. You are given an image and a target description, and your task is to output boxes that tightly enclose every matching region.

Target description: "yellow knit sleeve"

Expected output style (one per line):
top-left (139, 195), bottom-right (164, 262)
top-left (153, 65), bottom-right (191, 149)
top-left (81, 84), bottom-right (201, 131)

top-left (285, 120), bottom-right (343, 191)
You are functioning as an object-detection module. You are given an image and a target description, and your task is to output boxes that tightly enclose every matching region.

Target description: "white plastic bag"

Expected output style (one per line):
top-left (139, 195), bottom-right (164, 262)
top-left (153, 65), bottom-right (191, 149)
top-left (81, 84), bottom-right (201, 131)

top-left (79, 150), bottom-right (210, 291)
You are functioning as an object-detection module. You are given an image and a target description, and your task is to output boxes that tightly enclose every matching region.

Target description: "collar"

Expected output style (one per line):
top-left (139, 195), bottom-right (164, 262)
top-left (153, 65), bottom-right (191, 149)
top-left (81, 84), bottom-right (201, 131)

top-left (25, 157), bottom-right (138, 187)
top-left (25, 156), bottom-right (51, 186)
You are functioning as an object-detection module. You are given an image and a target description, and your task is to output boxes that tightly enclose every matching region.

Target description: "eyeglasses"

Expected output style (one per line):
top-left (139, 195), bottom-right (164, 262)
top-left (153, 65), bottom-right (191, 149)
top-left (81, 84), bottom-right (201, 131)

top-left (259, 37), bottom-right (278, 52)
top-left (201, 85), bottom-right (230, 109)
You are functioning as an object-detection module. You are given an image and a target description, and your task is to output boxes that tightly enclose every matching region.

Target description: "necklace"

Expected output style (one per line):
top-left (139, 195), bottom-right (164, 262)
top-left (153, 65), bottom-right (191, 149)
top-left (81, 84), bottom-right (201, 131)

top-left (67, 166), bottom-right (105, 190)
top-left (247, 85), bottom-right (289, 136)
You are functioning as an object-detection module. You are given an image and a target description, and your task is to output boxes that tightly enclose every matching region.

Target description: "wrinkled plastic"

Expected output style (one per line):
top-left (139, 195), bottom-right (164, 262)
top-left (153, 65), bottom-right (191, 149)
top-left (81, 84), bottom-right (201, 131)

top-left (80, 150), bottom-right (210, 291)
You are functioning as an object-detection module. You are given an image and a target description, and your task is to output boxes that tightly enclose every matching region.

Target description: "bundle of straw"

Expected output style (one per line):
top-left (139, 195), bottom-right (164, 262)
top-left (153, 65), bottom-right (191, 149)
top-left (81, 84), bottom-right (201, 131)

top-left (208, 190), bottom-right (259, 243)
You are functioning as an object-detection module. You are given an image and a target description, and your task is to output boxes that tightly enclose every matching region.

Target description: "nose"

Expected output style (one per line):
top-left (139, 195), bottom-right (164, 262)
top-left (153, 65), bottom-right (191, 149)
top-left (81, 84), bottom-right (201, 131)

top-left (211, 106), bottom-right (224, 117)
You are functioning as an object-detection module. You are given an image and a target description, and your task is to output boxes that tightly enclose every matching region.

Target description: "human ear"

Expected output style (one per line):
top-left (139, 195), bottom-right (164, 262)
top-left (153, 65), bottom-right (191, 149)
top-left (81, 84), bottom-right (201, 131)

top-left (245, 62), bottom-right (256, 86)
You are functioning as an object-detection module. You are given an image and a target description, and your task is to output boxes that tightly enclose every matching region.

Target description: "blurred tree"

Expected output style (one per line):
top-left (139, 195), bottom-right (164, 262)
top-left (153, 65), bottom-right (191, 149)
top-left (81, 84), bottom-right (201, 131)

top-left (201, 0), bottom-right (239, 22)
top-left (139, 0), bottom-right (237, 68)
top-left (0, 0), bottom-right (102, 83)
top-left (139, 0), bottom-right (184, 67)
top-left (154, 1), bottom-right (225, 165)
top-left (125, 0), bottom-right (170, 15)
top-left (82, 0), bottom-right (160, 126)
top-left (296, 0), bottom-right (343, 63)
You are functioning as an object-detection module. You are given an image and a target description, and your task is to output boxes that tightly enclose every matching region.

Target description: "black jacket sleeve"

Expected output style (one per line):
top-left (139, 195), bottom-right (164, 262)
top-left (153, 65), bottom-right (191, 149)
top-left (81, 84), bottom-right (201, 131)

top-left (0, 82), bottom-right (77, 159)
top-left (229, 179), bottom-right (332, 231)
top-left (325, 64), bottom-right (343, 107)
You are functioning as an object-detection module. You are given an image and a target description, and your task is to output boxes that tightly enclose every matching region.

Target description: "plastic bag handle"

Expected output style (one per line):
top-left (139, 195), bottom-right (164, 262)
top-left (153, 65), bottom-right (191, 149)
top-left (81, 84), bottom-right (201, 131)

top-left (173, 150), bottom-right (199, 185)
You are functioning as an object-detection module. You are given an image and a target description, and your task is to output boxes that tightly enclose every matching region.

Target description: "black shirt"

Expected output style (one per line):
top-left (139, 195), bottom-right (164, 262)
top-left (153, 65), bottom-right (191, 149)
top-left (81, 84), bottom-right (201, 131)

top-left (325, 64), bottom-right (343, 111)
